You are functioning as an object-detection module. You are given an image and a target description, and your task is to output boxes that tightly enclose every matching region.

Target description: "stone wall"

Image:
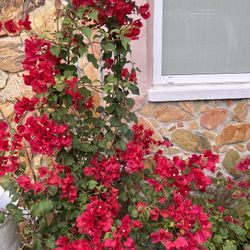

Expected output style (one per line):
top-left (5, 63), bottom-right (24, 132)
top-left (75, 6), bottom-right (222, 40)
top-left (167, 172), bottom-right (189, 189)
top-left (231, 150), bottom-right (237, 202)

top-left (0, 0), bottom-right (100, 123)
top-left (1, 1), bottom-right (249, 178)
top-left (138, 99), bottom-right (250, 176)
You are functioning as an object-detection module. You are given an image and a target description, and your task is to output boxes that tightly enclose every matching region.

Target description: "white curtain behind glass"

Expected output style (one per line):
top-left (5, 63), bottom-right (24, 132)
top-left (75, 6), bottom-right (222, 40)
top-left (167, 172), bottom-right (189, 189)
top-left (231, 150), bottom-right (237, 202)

top-left (162, 0), bottom-right (250, 75)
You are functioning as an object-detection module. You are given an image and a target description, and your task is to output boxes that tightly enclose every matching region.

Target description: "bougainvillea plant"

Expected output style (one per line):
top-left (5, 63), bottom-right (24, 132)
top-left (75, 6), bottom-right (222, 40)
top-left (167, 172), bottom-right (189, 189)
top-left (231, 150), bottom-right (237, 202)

top-left (0, 1), bottom-right (249, 249)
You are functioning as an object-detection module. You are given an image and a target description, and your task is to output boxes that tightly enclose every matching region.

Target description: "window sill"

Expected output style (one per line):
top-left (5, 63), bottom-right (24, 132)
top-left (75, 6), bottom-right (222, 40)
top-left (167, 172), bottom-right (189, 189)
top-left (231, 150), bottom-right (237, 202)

top-left (148, 82), bottom-right (250, 102)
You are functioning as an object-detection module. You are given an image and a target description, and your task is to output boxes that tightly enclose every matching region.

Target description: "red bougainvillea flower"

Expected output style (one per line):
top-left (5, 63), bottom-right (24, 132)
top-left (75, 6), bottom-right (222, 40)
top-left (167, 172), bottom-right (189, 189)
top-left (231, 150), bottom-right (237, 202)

top-left (16, 175), bottom-right (33, 193)
top-left (119, 142), bottom-right (145, 174)
top-left (157, 195), bottom-right (212, 249)
top-left (17, 164), bottom-right (77, 202)
top-left (150, 228), bottom-right (173, 244)
top-left (125, 26), bottom-right (141, 40)
top-left (0, 155), bottom-right (19, 177)
top-left (76, 197), bottom-right (113, 238)
top-left (121, 68), bottom-right (129, 78)
top-left (105, 58), bottom-right (114, 69)
top-left (84, 96), bottom-right (94, 109)
top-left (0, 21), bottom-right (2, 32)
top-left (18, 15), bottom-right (31, 30)
top-left (18, 114), bottom-right (71, 155)
top-left (22, 37), bottom-right (60, 93)
top-left (4, 19), bottom-right (20, 33)
top-left (14, 96), bottom-right (39, 123)
top-left (139, 3), bottom-right (151, 19)
top-left (236, 156), bottom-right (250, 172)
top-left (65, 77), bottom-right (83, 110)
top-left (72, 0), bottom-right (93, 8)
top-left (0, 121), bottom-right (10, 151)
top-left (84, 155), bottom-right (121, 187)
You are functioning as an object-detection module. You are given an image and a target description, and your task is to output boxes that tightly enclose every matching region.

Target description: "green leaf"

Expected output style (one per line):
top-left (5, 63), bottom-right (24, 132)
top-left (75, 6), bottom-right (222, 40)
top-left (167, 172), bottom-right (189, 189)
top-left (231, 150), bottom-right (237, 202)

top-left (245, 220), bottom-right (250, 230)
top-left (31, 199), bottom-right (54, 217)
top-left (129, 84), bottom-right (139, 94)
top-left (88, 180), bottom-right (98, 190)
top-left (54, 81), bottom-right (66, 91)
top-left (228, 222), bottom-right (246, 236)
top-left (119, 123), bottom-right (129, 134)
top-left (120, 36), bottom-right (130, 50)
top-left (12, 208), bottom-right (23, 223)
top-left (223, 241), bottom-right (237, 250)
top-left (79, 143), bottom-right (96, 152)
top-left (128, 112), bottom-right (138, 122)
top-left (88, 9), bottom-right (99, 21)
top-left (63, 18), bottom-right (72, 25)
top-left (33, 240), bottom-right (42, 250)
top-left (126, 98), bottom-right (135, 107)
top-left (87, 54), bottom-right (99, 69)
top-left (50, 45), bottom-right (61, 57)
top-left (0, 212), bottom-right (5, 223)
top-left (76, 7), bottom-right (86, 19)
top-left (115, 140), bottom-right (127, 151)
top-left (213, 235), bottom-right (223, 245)
top-left (204, 242), bottom-right (216, 250)
top-left (131, 209), bottom-right (138, 219)
top-left (101, 42), bottom-right (115, 51)
top-left (81, 27), bottom-right (92, 39)
top-left (63, 70), bottom-right (75, 78)
top-left (45, 235), bottom-right (56, 248)
top-left (64, 154), bottom-right (74, 165)
top-left (79, 44), bottom-right (88, 56)
top-left (110, 117), bottom-right (120, 127)
top-left (61, 94), bottom-right (73, 107)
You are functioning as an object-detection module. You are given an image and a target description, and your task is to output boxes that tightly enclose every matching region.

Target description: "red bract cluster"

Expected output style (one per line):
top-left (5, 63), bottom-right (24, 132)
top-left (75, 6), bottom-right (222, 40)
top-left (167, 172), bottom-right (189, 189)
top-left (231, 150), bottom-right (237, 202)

top-left (72, 190), bottom-right (121, 249)
top-left (65, 77), bottom-right (82, 110)
top-left (0, 121), bottom-right (10, 151)
top-left (236, 156), bottom-right (250, 172)
top-left (0, 15), bottom-right (31, 33)
top-left (119, 142), bottom-right (145, 174)
top-left (156, 195), bottom-right (212, 249)
top-left (154, 150), bottom-right (218, 195)
top-left (71, 0), bottom-right (150, 40)
top-left (64, 77), bottom-right (94, 110)
top-left (0, 156), bottom-right (19, 177)
top-left (18, 114), bottom-right (71, 155)
top-left (14, 96), bottom-right (39, 123)
top-left (17, 164), bottom-right (77, 203)
top-left (84, 156), bottom-right (121, 187)
top-left (104, 215), bottom-right (136, 250)
top-left (22, 37), bottom-right (60, 93)
top-left (76, 197), bottom-right (114, 237)
top-left (72, 0), bottom-right (150, 25)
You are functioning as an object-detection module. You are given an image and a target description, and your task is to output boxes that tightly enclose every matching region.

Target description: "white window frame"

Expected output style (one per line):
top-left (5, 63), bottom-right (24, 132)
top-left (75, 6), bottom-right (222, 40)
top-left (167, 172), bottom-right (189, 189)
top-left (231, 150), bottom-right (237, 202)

top-left (148, 0), bottom-right (250, 101)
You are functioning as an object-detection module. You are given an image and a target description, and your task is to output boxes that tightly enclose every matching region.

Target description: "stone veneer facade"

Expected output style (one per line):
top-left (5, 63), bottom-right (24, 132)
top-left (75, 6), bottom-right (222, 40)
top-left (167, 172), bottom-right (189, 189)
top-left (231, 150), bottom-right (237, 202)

top-left (0, 0), bottom-right (249, 178)
top-left (137, 100), bottom-right (250, 177)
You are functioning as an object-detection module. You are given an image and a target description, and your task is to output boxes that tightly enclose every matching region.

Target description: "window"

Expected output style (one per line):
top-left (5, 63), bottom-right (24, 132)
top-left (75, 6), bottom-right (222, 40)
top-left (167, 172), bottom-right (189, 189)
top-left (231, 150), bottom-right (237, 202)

top-left (149, 0), bottom-right (250, 101)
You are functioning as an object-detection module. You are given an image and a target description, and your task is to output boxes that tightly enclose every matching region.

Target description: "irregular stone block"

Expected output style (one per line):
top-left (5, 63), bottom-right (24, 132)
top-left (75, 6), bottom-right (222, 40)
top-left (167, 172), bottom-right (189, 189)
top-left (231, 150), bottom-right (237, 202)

top-left (233, 101), bottom-right (248, 122)
top-left (216, 124), bottom-right (250, 146)
top-left (0, 36), bottom-right (24, 73)
top-left (0, 70), bottom-right (8, 89)
top-left (153, 104), bottom-right (192, 123)
top-left (200, 108), bottom-right (228, 129)
top-left (223, 149), bottom-right (241, 177)
top-left (172, 129), bottom-right (211, 152)
top-left (0, 73), bottom-right (31, 102)
top-left (179, 101), bottom-right (194, 113)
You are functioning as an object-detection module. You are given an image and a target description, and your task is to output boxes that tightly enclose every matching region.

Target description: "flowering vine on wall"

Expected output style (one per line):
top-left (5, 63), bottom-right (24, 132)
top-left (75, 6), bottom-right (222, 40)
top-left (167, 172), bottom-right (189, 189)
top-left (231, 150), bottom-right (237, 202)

top-left (0, 1), bottom-right (249, 249)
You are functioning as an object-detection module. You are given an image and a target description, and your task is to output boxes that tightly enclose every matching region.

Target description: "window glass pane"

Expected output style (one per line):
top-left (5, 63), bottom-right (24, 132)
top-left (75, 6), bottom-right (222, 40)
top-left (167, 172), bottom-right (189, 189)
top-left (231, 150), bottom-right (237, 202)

top-left (162, 0), bottom-right (250, 75)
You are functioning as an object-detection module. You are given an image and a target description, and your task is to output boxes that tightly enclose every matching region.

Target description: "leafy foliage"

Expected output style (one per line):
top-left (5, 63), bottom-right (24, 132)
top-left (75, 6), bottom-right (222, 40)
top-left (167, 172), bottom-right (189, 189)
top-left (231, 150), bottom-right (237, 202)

top-left (0, 1), bottom-right (249, 250)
